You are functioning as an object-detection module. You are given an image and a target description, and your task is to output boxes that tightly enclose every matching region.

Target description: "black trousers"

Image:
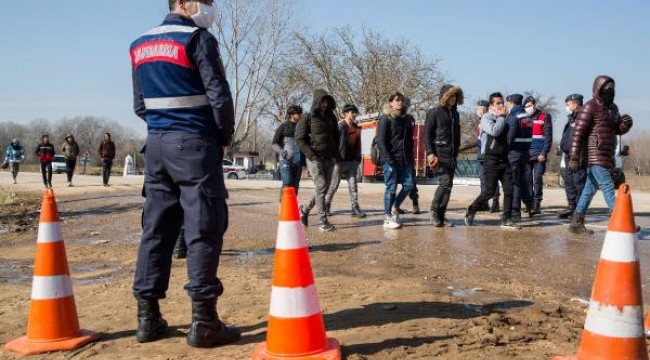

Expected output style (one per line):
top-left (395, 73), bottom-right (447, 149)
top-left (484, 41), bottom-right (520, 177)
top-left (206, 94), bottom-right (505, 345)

top-left (133, 132), bottom-right (228, 301)
top-left (469, 157), bottom-right (513, 217)
top-left (65, 159), bottom-right (77, 182)
top-left (430, 166), bottom-right (455, 215)
top-left (102, 161), bottom-right (113, 185)
top-left (561, 167), bottom-right (587, 204)
top-left (40, 162), bottom-right (52, 186)
top-left (10, 162), bottom-right (20, 180)
top-left (408, 168), bottom-right (419, 203)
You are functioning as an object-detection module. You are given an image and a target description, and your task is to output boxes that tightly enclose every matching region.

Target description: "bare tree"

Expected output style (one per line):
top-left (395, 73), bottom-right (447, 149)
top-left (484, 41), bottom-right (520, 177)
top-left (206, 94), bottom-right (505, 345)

top-left (213, 0), bottom-right (298, 151)
top-left (294, 28), bottom-right (448, 119)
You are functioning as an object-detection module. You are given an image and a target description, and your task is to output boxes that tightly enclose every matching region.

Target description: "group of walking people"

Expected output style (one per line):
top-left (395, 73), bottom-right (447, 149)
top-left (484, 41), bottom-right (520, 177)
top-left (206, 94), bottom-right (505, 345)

top-left (3, 132), bottom-right (116, 187)
top-left (274, 75), bottom-right (635, 234)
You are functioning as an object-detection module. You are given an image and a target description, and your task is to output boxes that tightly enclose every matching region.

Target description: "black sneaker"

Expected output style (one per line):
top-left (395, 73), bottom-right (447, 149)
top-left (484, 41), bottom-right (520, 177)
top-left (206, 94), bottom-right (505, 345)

top-left (299, 205), bottom-right (308, 226)
top-left (464, 207), bottom-right (475, 226)
top-left (501, 218), bottom-right (521, 230)
top-left (412, 204), bottom-right (421, 215)
top-left (395, 208), bottom-right (406, 215)
top-left (511, 212), bottom-right (522, 223)
top-left (441, 218), bottom-right (455, 228)
top-left (319, 221), bottom-right (335, 232)
top-left (351, 208), bottom-right (366, 218)
top-left (490, 200), bottom-right (500, 213)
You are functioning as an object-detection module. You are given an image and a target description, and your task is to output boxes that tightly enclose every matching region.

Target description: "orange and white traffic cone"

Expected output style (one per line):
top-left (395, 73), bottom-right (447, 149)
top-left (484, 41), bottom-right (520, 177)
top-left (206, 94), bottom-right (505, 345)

top-left (4, 189), bottom-right (100, 356)
top-left (252, 187), bottom-right (340, 360)
top-left (553, 184), bottom-right (647, 359)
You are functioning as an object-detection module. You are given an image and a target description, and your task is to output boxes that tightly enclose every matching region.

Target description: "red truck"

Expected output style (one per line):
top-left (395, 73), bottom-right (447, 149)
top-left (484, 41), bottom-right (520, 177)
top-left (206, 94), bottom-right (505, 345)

top-left (356, 113), bottom-right (427, 182)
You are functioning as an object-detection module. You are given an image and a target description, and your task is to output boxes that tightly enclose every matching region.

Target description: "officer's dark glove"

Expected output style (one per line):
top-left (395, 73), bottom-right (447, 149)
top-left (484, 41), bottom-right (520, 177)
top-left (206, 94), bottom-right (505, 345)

top-left (568, 159), bottom-right (581, 173)
top-left (621, 114), bottom-right (633, 128)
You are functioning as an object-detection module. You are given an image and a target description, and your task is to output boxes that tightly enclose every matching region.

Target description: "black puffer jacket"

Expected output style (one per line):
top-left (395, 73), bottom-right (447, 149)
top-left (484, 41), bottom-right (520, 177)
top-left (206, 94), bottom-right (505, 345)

top-left (295, 89), bottom-right (339, 161)
top-left (570, 76), bottom-right (632, 169)
top-left (377, 106), bottom-right (414, 166)
top-left (425, 85), bottom-right (463, 168)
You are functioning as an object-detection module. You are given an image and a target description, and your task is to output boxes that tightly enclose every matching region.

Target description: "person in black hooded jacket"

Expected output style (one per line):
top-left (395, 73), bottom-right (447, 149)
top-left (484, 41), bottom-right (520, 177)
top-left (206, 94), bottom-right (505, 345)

top-left (425, 84), bottom-right (463, 227)
top-left (295, 89), bottom-right (339, 232)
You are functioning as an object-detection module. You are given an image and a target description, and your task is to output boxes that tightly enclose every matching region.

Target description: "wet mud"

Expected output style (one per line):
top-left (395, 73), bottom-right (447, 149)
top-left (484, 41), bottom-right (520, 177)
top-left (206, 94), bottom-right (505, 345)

top-left (1, 180), bottom-right (650, 359)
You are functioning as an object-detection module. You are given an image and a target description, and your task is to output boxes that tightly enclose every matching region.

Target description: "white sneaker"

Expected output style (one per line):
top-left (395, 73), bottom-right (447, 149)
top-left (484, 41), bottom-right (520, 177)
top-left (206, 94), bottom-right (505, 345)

top-left (383, 215), bottom-right (401, 229)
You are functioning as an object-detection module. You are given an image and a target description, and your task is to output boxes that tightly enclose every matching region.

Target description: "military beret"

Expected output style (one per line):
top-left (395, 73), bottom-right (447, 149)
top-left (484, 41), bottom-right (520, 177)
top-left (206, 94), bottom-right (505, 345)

top-left (506, 94), bottom-right (523, 103)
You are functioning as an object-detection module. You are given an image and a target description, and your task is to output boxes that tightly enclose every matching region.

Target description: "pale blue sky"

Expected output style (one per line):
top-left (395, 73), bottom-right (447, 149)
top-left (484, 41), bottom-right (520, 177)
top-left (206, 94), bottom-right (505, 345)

top-left (1, 0), bottom-right (648, 136)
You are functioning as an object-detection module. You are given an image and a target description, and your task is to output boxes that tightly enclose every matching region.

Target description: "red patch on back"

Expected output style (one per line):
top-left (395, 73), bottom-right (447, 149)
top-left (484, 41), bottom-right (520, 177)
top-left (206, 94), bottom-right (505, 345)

top-left (131, 40), bottom-right (191, 68)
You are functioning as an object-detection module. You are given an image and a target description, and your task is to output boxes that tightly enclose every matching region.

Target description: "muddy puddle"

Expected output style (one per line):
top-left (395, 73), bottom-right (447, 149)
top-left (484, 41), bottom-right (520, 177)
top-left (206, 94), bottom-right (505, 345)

top-left (0, 258), bottom-right (128, 286)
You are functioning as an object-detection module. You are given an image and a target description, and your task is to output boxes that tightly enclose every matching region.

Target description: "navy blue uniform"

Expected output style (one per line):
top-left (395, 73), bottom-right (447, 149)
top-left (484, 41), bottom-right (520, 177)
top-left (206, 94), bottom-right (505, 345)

top-left (506, 105), bottom-right (533, 214)
top-left (560, 112), bottom-right (586, 207)
top-left (131, 14), bottom-right (234, 301)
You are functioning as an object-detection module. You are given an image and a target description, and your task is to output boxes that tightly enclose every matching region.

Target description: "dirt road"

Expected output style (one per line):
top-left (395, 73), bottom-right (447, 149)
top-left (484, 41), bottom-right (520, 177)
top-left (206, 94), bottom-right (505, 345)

top-left (2, 172), bottom-right (650, 359)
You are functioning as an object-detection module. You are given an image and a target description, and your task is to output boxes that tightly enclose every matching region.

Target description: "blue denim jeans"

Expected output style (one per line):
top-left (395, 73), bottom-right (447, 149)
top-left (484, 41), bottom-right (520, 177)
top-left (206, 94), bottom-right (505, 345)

top-left (383, 163), bottom-right (414, 215)
top-left (575, 165), bottom-right (616, 215)
top-left (279, 160), bottom-right (302, 198)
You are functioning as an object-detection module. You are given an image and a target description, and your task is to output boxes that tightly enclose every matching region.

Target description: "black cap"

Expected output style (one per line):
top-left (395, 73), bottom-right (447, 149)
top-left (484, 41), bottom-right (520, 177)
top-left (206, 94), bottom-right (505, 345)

top-left (523, 96), bottom-right (536, 106)
top-left (342, 104), bottom-right (359, 114)
top-left (506, 94), bottom-right (523, 103)
top-left (565, 94), bottom-right (584, 103)
top-left (477, 100), bottom-right (489, 107)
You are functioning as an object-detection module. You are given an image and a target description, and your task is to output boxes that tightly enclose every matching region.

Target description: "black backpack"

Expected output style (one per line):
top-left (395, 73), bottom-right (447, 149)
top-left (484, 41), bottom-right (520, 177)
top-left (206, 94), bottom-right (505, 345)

top-left (370, 136), bottom-right (381, 166)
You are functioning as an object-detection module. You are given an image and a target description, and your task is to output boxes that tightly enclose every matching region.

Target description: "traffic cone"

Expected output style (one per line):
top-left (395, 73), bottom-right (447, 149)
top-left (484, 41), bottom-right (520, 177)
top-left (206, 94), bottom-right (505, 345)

top-left (4, 189), bottom-right (100, 356)
top-left (252, 187), bottom-right (341, 360)
top-left (553, 184), bottom-right (646, 359)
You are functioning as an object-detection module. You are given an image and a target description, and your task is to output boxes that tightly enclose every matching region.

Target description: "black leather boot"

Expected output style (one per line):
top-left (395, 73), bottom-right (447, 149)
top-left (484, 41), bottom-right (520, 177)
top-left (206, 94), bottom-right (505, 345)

top-left (524, 201), bottom-right (535, 218)
top-left (490, 199), bottom-right (500, 213)
top-left (531, 200), bottom-right (541, 216)
top-left (136, 299), bottom-right (168, 343)
top-left (558, 202), bottom-right (576, 219)
top-left (187, 299), bottom-right (241, 348)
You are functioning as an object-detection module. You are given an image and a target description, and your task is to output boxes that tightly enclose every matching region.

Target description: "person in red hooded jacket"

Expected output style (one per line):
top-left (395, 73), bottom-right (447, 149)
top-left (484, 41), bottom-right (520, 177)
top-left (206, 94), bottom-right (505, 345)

top-left (568, 76), bottom-right (633, 234)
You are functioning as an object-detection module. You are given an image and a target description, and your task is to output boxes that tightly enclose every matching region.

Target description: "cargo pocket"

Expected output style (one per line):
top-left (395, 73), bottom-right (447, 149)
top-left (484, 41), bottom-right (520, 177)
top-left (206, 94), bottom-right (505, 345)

top-left (198, 176), bottom-right (229, 237)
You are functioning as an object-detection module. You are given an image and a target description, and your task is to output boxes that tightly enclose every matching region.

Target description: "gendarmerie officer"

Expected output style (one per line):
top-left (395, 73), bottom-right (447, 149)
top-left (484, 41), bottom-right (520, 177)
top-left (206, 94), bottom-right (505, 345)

top-left (130, 0), bottom-right (240, 348)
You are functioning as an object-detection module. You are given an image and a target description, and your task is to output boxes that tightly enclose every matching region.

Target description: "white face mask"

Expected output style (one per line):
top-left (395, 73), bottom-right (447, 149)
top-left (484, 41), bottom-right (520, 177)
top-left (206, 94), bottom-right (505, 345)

top-left (191, 2), bottom-right (217, 29)
top-left (525, 107), bottom-right (535, 116)
top-left (566, 106), bottom-right (573, 114)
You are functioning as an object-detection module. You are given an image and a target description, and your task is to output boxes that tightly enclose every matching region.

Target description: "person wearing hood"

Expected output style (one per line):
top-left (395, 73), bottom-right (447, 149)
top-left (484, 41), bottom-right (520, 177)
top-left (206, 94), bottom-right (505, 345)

top-left (523, 96), bottom-right (552, 215)
top-left (272, 105), bottom-right (303, 198)
top-left (98, 133), bottom-right (116, 187)
top-left (130, 0), bottom-right (240, 348)
top-left (377, 92), bottom-right (414, 229)
top-left (295, 89), bottom-right (340, 232)
top-left (34, 134), bottom-right (55, 188)
top-left (4, 138), bottom-right (25, 184)
top-left (476, 100), bottom-right (501, 213)
top-left (505, 93), bottom-right (534, 223)
top-left (425, 84), bottom-right (463, 227)
top-left (558, 94), bottom-right (586, 219)
top-left (61, 133), bottom-right (80, 187)
top-left (324, 104), bottom-right (366, 218)
top-left (568, 76), bottom-right (633, 234)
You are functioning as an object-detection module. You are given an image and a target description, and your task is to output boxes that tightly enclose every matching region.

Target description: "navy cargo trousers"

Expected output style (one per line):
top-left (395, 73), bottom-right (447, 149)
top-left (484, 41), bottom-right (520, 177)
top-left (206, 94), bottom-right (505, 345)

top-left (133, 132), bottom-right (228, 301)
